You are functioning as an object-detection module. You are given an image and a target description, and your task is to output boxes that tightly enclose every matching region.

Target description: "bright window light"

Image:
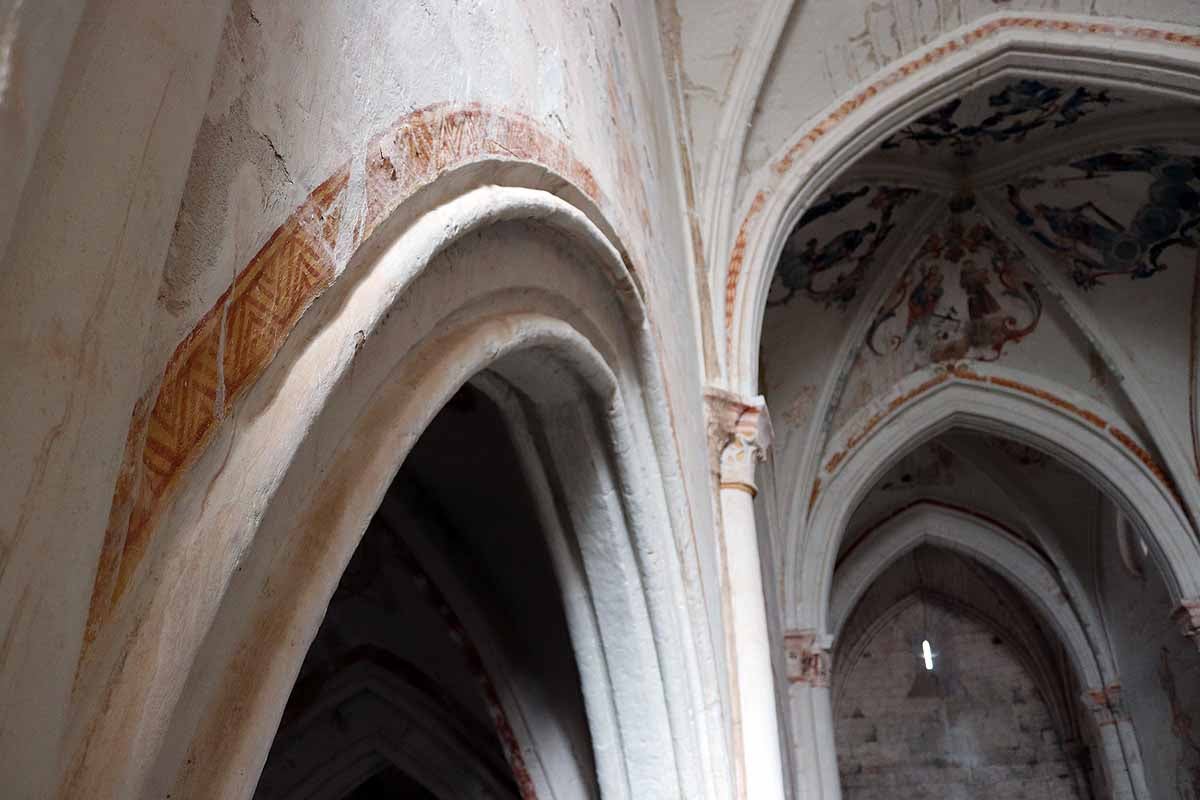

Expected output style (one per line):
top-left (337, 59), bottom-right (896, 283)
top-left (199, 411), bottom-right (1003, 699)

top-left (921, 639), bottom-right (934, 671)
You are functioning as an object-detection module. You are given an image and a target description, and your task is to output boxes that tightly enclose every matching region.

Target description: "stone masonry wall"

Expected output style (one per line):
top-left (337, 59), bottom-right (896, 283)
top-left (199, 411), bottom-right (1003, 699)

top-left (835, 601), bottom-right (1084, 799)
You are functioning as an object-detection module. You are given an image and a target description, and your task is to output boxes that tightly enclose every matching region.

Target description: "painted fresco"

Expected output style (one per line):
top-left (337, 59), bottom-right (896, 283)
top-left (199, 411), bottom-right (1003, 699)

top-left (1009, 145), bottom-right (1200, 288)
top-left (867, 212), bottom-right (1041, 364)
top-left (881, 79), bottom-right (1119, 158)
top-left (768, 185), bottom-right (920, 307)
top-left (767, 80), bottom-right (1124, 318)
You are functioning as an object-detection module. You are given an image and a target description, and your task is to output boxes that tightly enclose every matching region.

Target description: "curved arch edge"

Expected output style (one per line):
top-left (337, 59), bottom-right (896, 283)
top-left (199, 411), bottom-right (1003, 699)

top-left (789, 364), bottom-right (1200, 631)
top-left (829, 501), bottom-right (1109, 688)
top-left (86, 123), bottom-right (642, 647)
top-left (64, 190), bottom-right (725, 800)
top-left (722, 11), bottom-right (1200, 392)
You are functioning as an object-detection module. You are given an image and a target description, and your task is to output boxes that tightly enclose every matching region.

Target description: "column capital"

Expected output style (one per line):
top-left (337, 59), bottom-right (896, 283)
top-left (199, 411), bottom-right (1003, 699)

top-left (705, 388), bottom-right (773, 495)
top-left (784, 629), bottom-right (833, 688)
top-left (1173, 600), bottom-right (1200, 649)
top-left (1081, 683), bottom-right (1125, 726)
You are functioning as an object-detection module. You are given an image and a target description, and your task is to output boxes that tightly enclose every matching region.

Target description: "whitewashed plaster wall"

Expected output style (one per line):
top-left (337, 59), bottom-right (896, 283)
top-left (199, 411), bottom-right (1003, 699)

top-left (161, 0), bottom-right (722, 671)
top-left (665, 0), bottom-right (765, 185)
top-left (659, 0), bottom-right (766, 253)
top-left (0, 0), bottom-right (85, 264)
top-left (0, 3), bottom-right (232, 798)
top-left (0, 1), bottom-right (727, 798)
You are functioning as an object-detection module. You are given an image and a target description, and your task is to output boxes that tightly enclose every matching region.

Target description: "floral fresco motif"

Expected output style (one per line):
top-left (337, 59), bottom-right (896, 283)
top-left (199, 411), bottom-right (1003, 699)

top-left (1009, 146), bottom-right (1200, 288)
top-left (881, 80), bottom-right (1118, 158)
top-left (867, 216), bottom-right (1041, 363)
top-left (769, 185), bottom-right (920, 308)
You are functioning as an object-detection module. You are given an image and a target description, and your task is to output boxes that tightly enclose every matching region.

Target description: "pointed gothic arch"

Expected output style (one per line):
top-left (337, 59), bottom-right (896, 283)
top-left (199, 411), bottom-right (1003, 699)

top-left (62, 171), bottom-right (728, 800)
top-left (790, 367), bottom-right (1200, 635)
top-left (829, 502), bottom-right (1112, 687)
top-left (724, 12), bottom-right (1200, 392)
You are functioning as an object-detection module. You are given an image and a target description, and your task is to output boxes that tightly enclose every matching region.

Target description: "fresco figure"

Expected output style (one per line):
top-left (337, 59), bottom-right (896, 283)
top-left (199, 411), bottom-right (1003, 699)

top-left (961, 261), bottom-right (1002, 321)
top-left (868, 220), bottom-right (1041, 363)
top-left (907, 265), bottom-right (945, 330)
top-left (1009, 145), bottom-right (1200, 288)
top-left (883, 80), bottom-right (1116, 157)
top-left (771, 186), bottom-right (919, 308)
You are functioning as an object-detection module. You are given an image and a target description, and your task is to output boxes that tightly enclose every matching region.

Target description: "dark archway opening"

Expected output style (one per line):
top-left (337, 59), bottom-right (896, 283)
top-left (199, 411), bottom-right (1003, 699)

top-left (253, 383), bottom-right (597, 799)
top-left (344, 764), bottom-right (437, 800)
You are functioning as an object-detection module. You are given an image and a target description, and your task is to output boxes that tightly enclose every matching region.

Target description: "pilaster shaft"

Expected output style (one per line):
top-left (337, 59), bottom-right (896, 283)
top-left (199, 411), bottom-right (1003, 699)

top-left (707, 389), bottom-right (786, 800)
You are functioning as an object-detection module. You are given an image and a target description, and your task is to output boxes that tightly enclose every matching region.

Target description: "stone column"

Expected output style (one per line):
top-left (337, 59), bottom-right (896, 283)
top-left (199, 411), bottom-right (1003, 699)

top-left (1173, 600), bottom-right (1200, 652)
top-left (1080, 685), bottom-right (1147, 800)
top-left (785, 630), bottom-right (841, 799)
top-left (707, 390), bottom-right (787, 800)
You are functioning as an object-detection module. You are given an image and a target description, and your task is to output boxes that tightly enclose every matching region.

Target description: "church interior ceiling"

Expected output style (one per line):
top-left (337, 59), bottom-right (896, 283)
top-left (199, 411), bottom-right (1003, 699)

top-left (761, 76), bottom-right (1200, 502)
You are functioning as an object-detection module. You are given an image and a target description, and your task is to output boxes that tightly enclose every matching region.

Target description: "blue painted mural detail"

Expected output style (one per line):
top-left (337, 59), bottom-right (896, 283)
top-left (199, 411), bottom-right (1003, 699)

top-left (881, 80), bottom-right (1118, 157)
top-left (867, 218), bottom-right (1042, 362)
top-left (770, 186), bottom-right (920, 308)
top-left (1009, 146), bottom-right (1200, 288)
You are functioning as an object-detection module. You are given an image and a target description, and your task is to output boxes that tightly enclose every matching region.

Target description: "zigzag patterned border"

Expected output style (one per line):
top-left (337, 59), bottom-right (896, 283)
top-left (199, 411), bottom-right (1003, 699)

top-left (87, 104), bottom-right (604, 644)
